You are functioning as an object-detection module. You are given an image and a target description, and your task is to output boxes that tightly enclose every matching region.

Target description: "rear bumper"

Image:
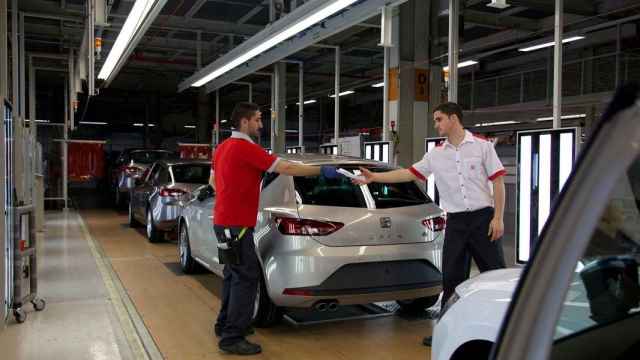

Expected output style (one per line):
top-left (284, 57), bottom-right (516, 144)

top-left (259, 235), bottom-right (444, 308)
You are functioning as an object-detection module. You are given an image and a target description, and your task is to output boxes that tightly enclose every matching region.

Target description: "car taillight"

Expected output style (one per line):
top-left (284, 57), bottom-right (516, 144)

top-left (274, 217), bottom-right (343, 236)
top-left (422, 216), bottom-right (446, 232)
top-left (160, 188), bottom-right (186, 197)
top-left (125, 166), bottom-right (142, 176)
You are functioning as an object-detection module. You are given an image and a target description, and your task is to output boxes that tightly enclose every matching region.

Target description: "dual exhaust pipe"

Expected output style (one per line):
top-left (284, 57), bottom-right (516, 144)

top-left (313, 300), bottom-right (339, 312)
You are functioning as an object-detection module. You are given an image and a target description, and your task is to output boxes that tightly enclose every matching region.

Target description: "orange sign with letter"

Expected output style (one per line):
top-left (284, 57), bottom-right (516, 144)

top-left (415, 69), bottom-right (429, 102)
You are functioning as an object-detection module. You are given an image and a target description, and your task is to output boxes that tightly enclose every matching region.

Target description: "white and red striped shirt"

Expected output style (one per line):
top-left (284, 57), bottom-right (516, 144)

top-left (410, 130), bottom-right (506, 213)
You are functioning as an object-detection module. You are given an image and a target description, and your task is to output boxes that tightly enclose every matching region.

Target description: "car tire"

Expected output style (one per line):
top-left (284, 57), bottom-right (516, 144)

top-left (252, 273), bottom-right (282, 328)
top-left (179, 222), bottom-right (197, 274)
top-left (128, 202), bottom-right (139, 227)
top-left (396, 295), bottom-right (440, 313)
top-left (146, 208), bottom-right (162, 243)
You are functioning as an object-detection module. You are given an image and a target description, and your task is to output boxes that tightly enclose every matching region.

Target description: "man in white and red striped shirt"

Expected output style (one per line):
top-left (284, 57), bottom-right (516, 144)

top-left (356, 102), bottom-right (506, 345)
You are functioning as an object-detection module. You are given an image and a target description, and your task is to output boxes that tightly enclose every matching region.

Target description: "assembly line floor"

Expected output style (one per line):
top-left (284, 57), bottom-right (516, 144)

top-left (0, 206), bottom-right (436, 360)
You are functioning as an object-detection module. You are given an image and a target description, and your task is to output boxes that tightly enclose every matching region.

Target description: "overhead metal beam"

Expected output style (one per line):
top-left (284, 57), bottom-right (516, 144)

top-left (448, 0), bottom-right (459, 102)
top-left (185, 0), bottom-right (208, 18)
top-left (197, 0), bottom-right (410, 94)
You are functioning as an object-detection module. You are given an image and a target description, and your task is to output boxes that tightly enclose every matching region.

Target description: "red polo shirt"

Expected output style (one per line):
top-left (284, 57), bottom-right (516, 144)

top-left (212, 132), bottom-right (279, 227)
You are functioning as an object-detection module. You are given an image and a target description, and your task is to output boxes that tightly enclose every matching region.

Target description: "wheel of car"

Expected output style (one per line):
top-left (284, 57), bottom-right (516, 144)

top-left (179, 222), bottom-right (197, 274)
top-left (396, 295), bottom-right (440, 313)
top-left (146, 208), bottom-right (162, 243)
top-left (115, 189), bottom-right (122, 208)
top-left (252, 273), bottom-right (282, 327)
top-left (128, 201), bottom-right (139, 227)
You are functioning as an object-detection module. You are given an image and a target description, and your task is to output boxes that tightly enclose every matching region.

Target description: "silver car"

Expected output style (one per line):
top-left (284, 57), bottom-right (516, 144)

top-left (113, 149), bottom-right (175, 207)
top-left (129, 159), bottom-right (211, 242)
top-left (178, 154), bottom-right (445, 326)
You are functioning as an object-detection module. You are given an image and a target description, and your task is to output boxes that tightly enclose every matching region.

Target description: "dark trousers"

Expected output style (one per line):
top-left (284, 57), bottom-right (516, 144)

top-left (213, 226), bottom-right (260, 346)
top-left (442, 207), bottom-right (506, 304)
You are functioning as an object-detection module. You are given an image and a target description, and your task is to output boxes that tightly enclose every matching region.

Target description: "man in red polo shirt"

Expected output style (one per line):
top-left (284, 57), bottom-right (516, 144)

top-left (210, 102), bottom-right (341, 355)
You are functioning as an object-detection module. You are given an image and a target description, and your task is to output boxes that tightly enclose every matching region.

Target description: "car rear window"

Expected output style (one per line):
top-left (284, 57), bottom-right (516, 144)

top-left (131, 151), bottom-right (173, 164)
top-left (171, 164), bottom-right (210, 184)
top-left (294, 166), bottom-right (431, 208)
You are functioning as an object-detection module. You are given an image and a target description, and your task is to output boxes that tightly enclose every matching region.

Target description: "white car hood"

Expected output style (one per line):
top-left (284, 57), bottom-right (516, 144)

top-left (456, 268), bottom-right (523, 300)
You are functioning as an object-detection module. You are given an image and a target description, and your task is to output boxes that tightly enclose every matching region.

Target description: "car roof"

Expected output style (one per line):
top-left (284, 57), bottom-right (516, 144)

top-left (277, 153), bottom-right (395, 168)
top-left (156, 159), bottom-right (211, 167)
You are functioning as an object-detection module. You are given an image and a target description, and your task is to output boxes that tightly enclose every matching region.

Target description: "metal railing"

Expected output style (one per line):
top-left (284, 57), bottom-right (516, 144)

top-left (459, 52), bottom-right (640, 110)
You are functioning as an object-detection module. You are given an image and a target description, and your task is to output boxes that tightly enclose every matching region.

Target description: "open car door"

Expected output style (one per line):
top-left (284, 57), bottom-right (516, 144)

top-left (493, 84), bottom-right (640, 360)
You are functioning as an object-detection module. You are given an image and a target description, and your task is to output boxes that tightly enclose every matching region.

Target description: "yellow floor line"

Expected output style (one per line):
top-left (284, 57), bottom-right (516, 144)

top-left (76, 210), bottom-right (164, 360)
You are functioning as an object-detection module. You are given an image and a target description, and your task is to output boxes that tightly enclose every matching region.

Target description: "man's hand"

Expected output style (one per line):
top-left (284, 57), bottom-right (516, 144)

top-left (488, 217), bottom-right (504, 241)
top-left (352, 167), bottom-right (375, 185)
top-left (320, 165), bottom-right (342, 180)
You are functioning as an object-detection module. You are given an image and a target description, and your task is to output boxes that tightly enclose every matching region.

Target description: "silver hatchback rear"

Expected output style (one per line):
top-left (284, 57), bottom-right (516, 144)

top-left (179, 154), bottom-right (445, 326)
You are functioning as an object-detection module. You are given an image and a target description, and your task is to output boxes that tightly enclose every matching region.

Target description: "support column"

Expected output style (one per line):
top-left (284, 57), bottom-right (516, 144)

top-left (215, 90), bottom-right (220, 146)
top-left (552, 0), bottom-right (563, 129)
top-left (272, 62), bottom-right (286, 153)
top-left (387, 1), bottom-right (432, 166)
top-left (448, 0), bottom-right (459, 102)
top-left (0, 0), bottom-right (7, 331)
top-left (334, 47), bottom-right (340, 146)
top-left (197, 88), bottom-right (210, 143)
top-left (298, 63), bottom-right (304, 148)
top-left (63, 78), bottom-right (68, 209)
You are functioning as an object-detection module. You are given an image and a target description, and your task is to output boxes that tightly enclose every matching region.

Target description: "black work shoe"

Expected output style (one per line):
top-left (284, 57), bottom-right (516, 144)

top-left (214, 326), bottom-right (255, 338)
top-left (219, 339), bottom-right (262, 355)
top-left (423, 336), bottom-right (432, 347)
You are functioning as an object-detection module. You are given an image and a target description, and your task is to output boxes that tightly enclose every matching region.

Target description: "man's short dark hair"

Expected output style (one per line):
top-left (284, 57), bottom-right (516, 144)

top-left (231, 102), bottom-right (260, 128)
top-left (433, 102), bottom-right (464, 122)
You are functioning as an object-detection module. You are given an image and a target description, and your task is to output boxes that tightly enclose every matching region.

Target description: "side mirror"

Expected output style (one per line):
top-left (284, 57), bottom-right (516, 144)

top-left (580, 255), bottom-right (640, 324)
top-left (197, 185), bottom-right (215, 201)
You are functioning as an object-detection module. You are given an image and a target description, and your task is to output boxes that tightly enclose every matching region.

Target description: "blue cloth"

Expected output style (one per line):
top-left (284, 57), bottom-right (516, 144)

top-left (320, 165), bottom-right (341, 179)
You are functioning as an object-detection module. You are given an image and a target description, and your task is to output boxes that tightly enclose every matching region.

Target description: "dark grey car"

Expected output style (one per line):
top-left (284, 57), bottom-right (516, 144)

top-left (129, 159), bottom-right (211, 242)
top-left (112, 149), bottom-right (175, 207)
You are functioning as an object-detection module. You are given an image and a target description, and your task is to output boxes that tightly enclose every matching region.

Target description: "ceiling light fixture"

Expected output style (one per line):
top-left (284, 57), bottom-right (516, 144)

top-left (487, 0), bottom-right (510, 9)
top-left (184, 125), bottom-right (196, 129)
top-left (296, 99), bottom-right (317, 105)
top-left (79, 121), bottom-right (108, 125)
top-left (185, 0), bottom-right (358, 88)
top-left (98, 0), bottom-right (168, 84)
top-left (221, 119), bottom-right (228, 123)
top-left (329, 90), bottom-right (355, 98)
top-left (536, 114), bottom-right (586, 121)
top-left (518, 36), bottom-right (585, 52)
top-left (443, 60), bottom-right (478, 72)
top-left (371, 82), bottom-right (385, 88)
top-left (474, 121), bottom-right (519, 127)
top-left (133, 123), bottom-right (144, 127)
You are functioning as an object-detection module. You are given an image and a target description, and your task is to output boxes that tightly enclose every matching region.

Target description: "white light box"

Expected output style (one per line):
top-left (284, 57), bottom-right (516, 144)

top-left (516, 128), bottom-right (578, 263)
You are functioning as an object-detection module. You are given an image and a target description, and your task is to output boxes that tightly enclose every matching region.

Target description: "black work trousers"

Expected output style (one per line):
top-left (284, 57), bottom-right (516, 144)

top-left (442, 207), bottom-right (506, 304)
top-left (213, 226), bottom-right (260, 346)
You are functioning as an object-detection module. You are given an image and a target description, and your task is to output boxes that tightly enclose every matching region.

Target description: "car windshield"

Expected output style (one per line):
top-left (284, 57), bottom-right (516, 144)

top-left (130, 151), bottom-right (172, 164)
top-left (171, 164), bottom-right (211, 184)
top-left (550, 153), bottom-right (640, 356)
top-left (294, 165), bottom-right (431, 208)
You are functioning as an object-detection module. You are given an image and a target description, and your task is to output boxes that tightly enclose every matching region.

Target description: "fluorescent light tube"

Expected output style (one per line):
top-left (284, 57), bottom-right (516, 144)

top-left (98, 0), bottom-right (157, 80)
top-left (133, 123), bottom-right (144, 127)
top-left (518, 36), bottom-right (585, 52)
top-left (80, 121), bottom-right (108, 125)
top-left (536, 113), bottom-right (586, 121)
top-left (474, 120), bottom-right (519, 127)
top-left (184, 125), bottom-right (196, 129)
top-left (371, 82), bottom-right (385, 88)
top-left (190, 0), bottom-right (358, 87)
top-left (296, 99), bottom-right (317, 105)
top-left (329, 90), bottom-right (355, 98)
top-left (443, 60), bottom-right (478, 72)
top-left (221, 119), bottom-right (228, 123)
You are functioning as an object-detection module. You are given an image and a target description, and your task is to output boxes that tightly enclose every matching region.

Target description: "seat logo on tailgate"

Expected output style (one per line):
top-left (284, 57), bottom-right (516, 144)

top-left (379, 217), bottom-right (392, 228)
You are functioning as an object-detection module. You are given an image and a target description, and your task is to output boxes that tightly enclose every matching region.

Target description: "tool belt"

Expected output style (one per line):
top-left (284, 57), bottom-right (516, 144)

top-left (215, 227), bottom-right (247, 265)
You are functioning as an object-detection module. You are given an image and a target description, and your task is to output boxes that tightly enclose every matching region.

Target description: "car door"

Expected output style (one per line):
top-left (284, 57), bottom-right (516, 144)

top-left (132, 163), bottom-right (155, 219)
top-left (492, 86), bottom-right (640, 360)
top-left (190, 187), bottom-right (217, 269)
